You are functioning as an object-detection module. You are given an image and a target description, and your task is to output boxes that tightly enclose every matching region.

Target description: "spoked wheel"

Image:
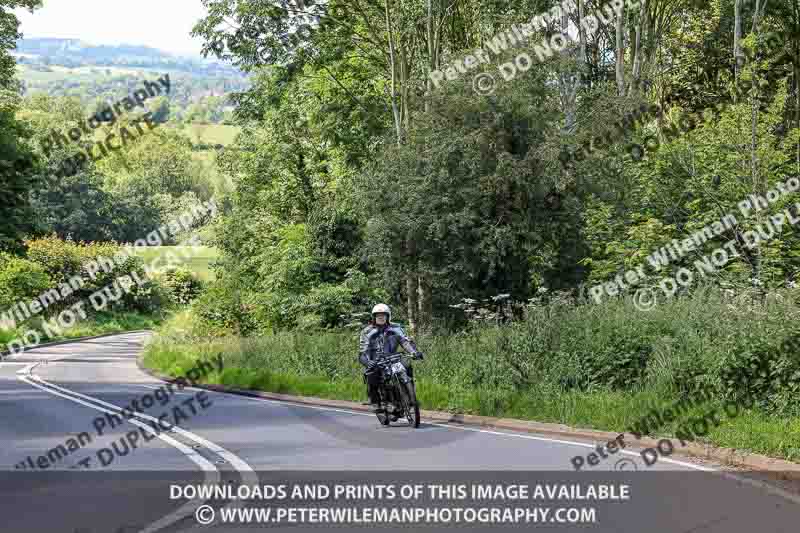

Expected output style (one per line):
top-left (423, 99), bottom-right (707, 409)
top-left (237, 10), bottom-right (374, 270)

top-left (376, 410), bottom-right (390, 426)
top-left (375, 389), bottom-right (390, 426)
top-left (399, 382), bottom-right (420, 428)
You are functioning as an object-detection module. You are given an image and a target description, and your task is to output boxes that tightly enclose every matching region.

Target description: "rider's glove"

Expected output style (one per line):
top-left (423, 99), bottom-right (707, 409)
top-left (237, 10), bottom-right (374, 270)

top-left (366, 359), bottom-right (377, 370)
top-left (414, 351), bottom-right (424, 360)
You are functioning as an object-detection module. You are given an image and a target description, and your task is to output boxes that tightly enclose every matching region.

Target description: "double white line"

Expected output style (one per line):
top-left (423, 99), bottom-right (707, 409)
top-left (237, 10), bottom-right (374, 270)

top-left (17, 356), bottom-right (257, 533)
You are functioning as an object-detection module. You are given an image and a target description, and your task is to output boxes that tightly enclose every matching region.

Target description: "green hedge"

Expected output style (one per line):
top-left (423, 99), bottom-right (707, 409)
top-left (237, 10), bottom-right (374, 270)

top-left (3, 237), bottom-right (168, 318)
top-left (158, 266), bottom-right (204, 305)
top-left (143, 289), bottom-right (800, 461)
top-left (150, 287), bottom-right (800, 417)
top-left (0, 252), bottom-right (52, 310)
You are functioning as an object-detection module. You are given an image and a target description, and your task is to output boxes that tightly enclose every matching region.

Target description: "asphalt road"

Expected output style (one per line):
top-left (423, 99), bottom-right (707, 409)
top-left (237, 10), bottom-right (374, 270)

top-left (1, 332), bottom-right (799, 533)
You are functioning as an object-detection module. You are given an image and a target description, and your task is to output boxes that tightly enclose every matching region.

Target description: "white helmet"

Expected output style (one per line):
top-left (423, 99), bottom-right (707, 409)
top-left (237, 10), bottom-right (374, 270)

top-left (371, 303), bottom-right (391, 322)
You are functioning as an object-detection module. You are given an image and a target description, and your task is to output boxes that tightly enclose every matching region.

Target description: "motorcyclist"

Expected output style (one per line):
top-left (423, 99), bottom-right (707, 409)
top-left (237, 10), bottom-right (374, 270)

top-left (359, 303), bottom-right (423, 412)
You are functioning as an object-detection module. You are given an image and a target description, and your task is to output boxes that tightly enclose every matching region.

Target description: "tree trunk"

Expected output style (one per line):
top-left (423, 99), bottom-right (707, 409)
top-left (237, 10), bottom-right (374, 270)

top-left (794, 1), bottom-right (800, 175)
top-left (384, 0), bottom-right (402, 146)
top-left (734, 0), bottom-right (743, 85)
top-left (416, 274), bottom-right (430, 332)
top-left (615, 3), bottom-right (626, 96)
top-left (559, 12), bottom-right (575, 133)
top-left (752, 0), bottom-right (769, 33)
top-left (559, 1), bottom-right (586, 135)
top-left (425, 0), bottom-right (433, 114)
top-left (577, 0), bottom-right (587, 65)
top-left (629, 0), bottom-right (646, 94)
top-left (750, 93), bottom-right (761, 286)
top-left (400, 48), bottom-right (410, 133)
top-left (405, 275), bottom-right (418, 333)
top-left (795, 60), bottom-right (800, 175)
top-left (748, 18), bottom-right (762, 288)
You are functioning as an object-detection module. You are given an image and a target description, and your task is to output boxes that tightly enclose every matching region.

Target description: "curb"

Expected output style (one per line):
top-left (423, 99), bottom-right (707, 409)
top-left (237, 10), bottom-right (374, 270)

top-left (136, 355), bottom-right (800, 480)
top-left (1, 329), bottom-right (153, 360)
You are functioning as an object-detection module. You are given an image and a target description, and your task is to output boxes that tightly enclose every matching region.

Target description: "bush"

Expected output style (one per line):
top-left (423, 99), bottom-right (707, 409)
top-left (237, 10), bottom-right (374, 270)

top-left (159, 267), bottom-right (204, 305)
top-left (184, 283), bottom-right (800, 417)
top-left (717, 329), bottom-right (800, 415)
top-left (24, 237), bottom-right (164, 314)
top-left (25, 235), bottom-right (83, 284)
top-left (299, 270), bottom-right (389, 329)
top-left (0, 252), bottom-right (52, 310)
top-left (193, 277), bottom-right (258, 336)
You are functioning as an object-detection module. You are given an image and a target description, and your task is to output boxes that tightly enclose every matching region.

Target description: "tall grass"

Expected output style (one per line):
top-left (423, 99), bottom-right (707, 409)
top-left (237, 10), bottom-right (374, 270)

top-left (1, 311), bottom-right (165, 355)
top-left (143, 290), bottom-right (800, 462)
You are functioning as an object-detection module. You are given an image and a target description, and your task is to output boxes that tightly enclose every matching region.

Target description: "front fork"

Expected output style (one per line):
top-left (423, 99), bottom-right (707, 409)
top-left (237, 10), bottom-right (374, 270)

top-left (372, 366), bottom-right (414, 411)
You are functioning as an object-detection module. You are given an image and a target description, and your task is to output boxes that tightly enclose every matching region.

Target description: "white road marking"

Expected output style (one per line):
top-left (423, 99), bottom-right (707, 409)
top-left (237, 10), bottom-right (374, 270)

top-left (16, 343), bottom-right (257, 533)
top-left (19, 371), bottom-right (218, 533)
top-left (57, 356), bottom-right (135, 360)
top-left (227, 392), bottom-right (711, 468)
top-left (31, 375), bottom-right (254, 476)
top-left (227, 390), bottom-right (800, 505)
top-left (135, 384), bottom-right (194, 396)
top-left (16, 333), bottom-right (800, 514)
top-left (16, 363), bottom-right (38, 375)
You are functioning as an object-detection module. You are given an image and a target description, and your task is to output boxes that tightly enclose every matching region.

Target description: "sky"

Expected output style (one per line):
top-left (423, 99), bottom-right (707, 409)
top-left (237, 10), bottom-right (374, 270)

top-left (13, 0), bottom-right (211, 57)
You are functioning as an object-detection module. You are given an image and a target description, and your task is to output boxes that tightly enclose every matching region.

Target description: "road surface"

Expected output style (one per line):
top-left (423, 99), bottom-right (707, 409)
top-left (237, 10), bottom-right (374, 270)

top-left (1, 332), bottom-right (798, 532)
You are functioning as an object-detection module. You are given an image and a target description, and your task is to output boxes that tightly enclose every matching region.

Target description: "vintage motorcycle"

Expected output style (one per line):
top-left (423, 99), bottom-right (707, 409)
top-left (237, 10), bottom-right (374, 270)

top-left (364, 351), bottom-right (422, 428)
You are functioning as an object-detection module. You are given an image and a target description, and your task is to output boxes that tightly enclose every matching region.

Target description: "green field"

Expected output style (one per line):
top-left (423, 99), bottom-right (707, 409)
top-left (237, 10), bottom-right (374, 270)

top-left (179, 123), bottom-right (241, 146)
top-left (134, 246), bottom-right (219, 281)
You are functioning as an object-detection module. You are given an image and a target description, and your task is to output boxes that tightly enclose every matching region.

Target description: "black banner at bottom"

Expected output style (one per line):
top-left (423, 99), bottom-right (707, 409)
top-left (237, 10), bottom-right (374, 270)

top-left (1, 470), bottom-right (798, 532)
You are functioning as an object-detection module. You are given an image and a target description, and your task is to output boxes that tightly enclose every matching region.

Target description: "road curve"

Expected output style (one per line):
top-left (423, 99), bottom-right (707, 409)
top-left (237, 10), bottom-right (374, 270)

top-left (1, 332), bottom-right (799, 532)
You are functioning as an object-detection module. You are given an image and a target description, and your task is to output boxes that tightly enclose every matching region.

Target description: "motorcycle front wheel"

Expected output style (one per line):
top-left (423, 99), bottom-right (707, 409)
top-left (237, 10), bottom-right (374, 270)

top-left (375, 387), bottom-right (390, 426)
top-left (376, 411), bottom-right (390, 426)
top-left (399, 381), bottom-right (420, 428)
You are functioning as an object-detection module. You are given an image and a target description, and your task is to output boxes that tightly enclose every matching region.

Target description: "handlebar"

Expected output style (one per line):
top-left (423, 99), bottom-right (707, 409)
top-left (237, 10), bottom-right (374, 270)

top-left (363, 352), bottom-right (418, 370)
top-left (376, 352), bottom-right (420, 362)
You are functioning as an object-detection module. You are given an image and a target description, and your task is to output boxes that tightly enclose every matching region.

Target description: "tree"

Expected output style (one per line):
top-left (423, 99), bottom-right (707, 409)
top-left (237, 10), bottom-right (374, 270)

top-left (0, 1), bottom-right (43, 251)
top-left (0, 1), bottom-right (42, 89)
top-left (146, 96), bottom-right (170, 124)
top-left (0, 89), bottom-right (39, 252)
top-left (96, 123), bottom-right (197, 197)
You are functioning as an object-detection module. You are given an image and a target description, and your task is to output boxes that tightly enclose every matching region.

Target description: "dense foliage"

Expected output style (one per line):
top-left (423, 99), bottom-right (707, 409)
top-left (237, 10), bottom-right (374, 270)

top-left (154, 288), bottom-right (800, 424)
top-left (187, 0), bottom-right (800, 334)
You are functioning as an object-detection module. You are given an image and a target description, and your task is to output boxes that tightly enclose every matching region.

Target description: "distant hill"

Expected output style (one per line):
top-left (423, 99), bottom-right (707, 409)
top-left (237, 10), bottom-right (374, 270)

top-left (14, 37), bottom-right (242, 77)
top-left (13, 38), bottom-right (250, 123)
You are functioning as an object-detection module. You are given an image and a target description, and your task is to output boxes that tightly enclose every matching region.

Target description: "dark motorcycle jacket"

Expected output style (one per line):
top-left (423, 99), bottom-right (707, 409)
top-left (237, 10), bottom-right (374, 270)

top-left (358, 323), bottom-right (416, 366)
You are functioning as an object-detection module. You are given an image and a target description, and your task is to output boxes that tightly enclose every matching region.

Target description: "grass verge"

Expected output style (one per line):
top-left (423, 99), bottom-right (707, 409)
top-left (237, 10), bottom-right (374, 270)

top-left (142, 296), bottom-right (800, 464)
top-left (0, 310), bottom-right (166, 355)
